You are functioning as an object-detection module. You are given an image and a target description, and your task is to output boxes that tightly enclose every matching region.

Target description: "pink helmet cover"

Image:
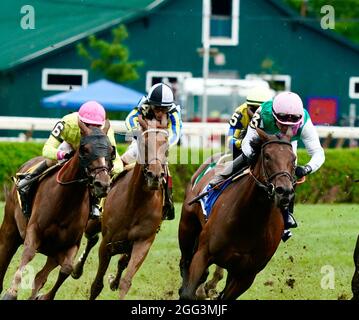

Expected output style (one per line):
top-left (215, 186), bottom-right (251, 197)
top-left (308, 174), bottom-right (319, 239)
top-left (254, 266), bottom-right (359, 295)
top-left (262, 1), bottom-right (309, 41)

top-left (78, 101), bottom-right (106, 126)
top-left (272, 92), bottom-right (304, 126)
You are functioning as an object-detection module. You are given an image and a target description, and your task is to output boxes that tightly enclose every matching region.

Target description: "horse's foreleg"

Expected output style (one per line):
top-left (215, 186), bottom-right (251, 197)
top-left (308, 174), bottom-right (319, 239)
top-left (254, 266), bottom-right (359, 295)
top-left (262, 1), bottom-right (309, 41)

top-left (29, 257), bottom-right (58, 300)
top-left (89, 240), bottom-right (112, 300)
top-left (37, 245), bottom-right (79, 300)
top-left (2, 225), bottom-right (39, 300)
top-left (218, 272), bottom-right (256, 300)
top-left (72, 232), bottom-right (100, 279)
top-left (109, 254), bottom-right (130, 291)
top-left (351, 234), bottom-right (359, 300)
top-left (118, 237), bottom-right (155, 300)
top-left (0, 207), bottom-right (22, 294)
top-left (178, 208), bottom-right (201, 296)
top-left (179, 248), bottom-right (210, 300)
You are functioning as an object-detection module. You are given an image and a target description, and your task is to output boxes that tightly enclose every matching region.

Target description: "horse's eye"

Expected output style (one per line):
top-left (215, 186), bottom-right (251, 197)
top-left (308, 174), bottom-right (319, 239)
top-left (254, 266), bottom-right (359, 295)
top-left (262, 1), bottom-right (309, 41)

top-left (264, 153), bottom-right (271, 161)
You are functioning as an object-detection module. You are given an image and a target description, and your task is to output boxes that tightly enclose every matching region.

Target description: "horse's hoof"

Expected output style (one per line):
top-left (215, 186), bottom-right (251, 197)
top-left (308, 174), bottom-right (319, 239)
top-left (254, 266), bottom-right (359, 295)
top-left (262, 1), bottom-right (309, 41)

top-left (2, 292), bottom-right (17, 300)
top-left (108, 274), bottom-right (119, 291)
top-left (195, 285), bottom-right (207, 300)
top-left (71, 265), bottom-right (83, 279)
top-left (207, 289), bottom-right (219, 300)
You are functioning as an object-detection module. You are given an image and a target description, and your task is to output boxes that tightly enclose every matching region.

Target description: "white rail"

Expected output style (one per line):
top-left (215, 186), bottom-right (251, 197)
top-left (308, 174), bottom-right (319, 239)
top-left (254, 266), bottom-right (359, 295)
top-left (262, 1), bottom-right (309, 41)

top-left (0, 116), bottom-right (358, 139)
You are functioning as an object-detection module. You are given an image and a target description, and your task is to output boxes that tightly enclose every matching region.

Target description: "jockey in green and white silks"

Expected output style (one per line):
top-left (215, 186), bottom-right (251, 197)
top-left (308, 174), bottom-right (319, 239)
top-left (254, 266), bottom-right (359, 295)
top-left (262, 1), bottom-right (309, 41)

top-left (210, 91), bottom-right (325, 242)
top-left (242, 100), bottom-right (324, 173)
top-left (122, 83), bottom-right (183, 221)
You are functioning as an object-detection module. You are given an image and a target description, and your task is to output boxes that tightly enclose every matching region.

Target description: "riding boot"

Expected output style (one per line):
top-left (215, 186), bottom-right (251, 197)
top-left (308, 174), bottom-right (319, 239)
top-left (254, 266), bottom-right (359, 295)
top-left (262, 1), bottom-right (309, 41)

top-left (209, 153), bottom-right (249, 187)
top-left (17, 160), bottom-right (49, 191)
top-left (163, 175), bottom-right (175, 221)
top-left (283, 201), bottom-right (297, 229)
top-left (16, 160), bottom-right (49, 217)
top-left (89, 196), bottom-right (102, 220)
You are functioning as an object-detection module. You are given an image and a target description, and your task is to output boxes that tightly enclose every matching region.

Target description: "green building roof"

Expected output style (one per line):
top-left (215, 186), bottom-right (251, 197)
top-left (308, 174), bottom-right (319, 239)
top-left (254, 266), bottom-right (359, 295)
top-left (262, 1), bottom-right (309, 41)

top-left (0, 0), bottom-right (164, 70)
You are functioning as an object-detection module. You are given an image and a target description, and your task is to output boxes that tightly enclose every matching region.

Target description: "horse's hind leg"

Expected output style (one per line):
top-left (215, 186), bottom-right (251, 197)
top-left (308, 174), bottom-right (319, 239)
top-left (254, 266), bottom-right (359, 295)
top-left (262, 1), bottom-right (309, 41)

top-left (29, 257), bottom-right (58, 299)
top-left (109, 253), bottom-right (130, 291)
top-left (37, 245), bottom-right (78, 300)
top-left (351, 234), bottom-right (359, 300)
top-left (72, 220), bottom-right (101, 279)
top-left (90, 239), bottom-right (112, 300)
top-left (118, 237), bottom-right (155, 299)
top-left (197, 265), bottom-right (224, 299)
top-left (0, 202), bottom-right (22, 294)
top-left (217, 272), bottom-right (256, 300)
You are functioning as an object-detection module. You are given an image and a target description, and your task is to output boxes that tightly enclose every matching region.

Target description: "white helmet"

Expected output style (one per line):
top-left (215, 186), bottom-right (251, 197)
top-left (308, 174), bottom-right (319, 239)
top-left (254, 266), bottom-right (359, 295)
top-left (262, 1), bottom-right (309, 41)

top-left (246, 86), bottom-right (273, 107)
top-left (147, 83), bottom-right (174, 108)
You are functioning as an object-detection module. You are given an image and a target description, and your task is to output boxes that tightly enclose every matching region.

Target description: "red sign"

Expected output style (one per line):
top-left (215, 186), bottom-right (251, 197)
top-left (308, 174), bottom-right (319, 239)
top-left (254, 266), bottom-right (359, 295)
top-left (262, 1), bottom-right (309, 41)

top-left (307, 97), bottom-right (338, 125)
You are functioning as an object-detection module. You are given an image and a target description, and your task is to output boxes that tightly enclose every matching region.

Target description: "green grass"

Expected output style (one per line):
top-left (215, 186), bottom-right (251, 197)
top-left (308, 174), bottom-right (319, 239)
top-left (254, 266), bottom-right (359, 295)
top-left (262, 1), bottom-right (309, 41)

top-left (0, 203), bottom-right (358, 300)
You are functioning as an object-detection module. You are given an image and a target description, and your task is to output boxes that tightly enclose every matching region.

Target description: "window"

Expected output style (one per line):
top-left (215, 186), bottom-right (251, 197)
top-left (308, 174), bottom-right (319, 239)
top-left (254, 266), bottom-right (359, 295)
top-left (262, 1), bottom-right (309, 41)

top-left (349, 77), bottom-right (359, 99)
top-left (42, 68), bottom-right (88, 91)
top-left (203, 0), bottom-right (239, 46)
top-left (146, 71), bottom-right (192, 101)
top-left (245, 74), bottom-right (291, 92)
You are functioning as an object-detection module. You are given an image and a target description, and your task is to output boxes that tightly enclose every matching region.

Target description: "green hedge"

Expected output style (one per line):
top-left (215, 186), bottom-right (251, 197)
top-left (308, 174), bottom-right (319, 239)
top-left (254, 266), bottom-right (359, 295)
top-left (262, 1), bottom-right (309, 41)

top-left (0, 142), bottom-right (358, 203)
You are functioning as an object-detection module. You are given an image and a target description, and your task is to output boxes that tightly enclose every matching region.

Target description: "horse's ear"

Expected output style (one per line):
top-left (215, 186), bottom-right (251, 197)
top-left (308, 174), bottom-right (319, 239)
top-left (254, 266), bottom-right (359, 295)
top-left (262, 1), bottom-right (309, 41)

top-left (103, 119), bottom-right (110, 134)
top-left (78, 119), bottom-right (90, 136)
top-left (256, 127), bottom-right (270, 142)
top-left (138, 114), bottom-right (148, 131)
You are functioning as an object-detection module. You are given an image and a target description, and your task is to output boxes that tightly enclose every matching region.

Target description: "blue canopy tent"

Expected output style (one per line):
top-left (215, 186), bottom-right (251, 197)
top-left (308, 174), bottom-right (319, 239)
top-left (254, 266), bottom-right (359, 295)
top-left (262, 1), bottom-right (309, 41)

top-left (41, 79), bottom-right (144, 111)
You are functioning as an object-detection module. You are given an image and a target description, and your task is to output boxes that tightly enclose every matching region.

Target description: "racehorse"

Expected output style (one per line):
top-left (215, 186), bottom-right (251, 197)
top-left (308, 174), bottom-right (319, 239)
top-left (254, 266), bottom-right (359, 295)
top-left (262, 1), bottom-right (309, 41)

top-left (178, 128), bottom-right (296, 300)
top-left (0, 121), bottom-right (114, 300)
top-left (89, 115), bottom-right (169, 300)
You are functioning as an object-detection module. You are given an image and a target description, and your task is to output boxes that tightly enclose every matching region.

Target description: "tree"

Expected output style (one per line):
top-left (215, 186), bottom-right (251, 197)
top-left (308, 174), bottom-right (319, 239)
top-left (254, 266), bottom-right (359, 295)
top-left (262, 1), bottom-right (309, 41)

top-left (77, 24), bottom-right (143, 83)
top-left (285, 0), bottom-right (359, 44)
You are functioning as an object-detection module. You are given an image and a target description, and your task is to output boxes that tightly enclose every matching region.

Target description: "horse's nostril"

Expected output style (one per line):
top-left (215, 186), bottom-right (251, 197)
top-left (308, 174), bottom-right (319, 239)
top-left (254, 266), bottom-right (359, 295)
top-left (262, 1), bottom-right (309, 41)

top-left (275, 186), bottom-right (285, 195)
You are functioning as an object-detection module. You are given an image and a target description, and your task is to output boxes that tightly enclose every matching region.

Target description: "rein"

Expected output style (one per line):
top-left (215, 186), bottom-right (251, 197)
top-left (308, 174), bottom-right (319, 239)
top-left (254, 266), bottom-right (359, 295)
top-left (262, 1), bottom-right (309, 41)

top-left (56, 159), bottom-right (88, 185)
top-left (249, 140), bottom-right (295, 197)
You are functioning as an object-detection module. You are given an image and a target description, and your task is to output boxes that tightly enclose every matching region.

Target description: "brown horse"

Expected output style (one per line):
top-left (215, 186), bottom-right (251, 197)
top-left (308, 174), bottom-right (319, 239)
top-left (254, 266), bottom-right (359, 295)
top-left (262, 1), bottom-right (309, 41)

top-left (0, 121), bottom-right (114, 300)
top-left (89, 116), bottom-right (169, 300)
top-left (178, 128), bottom-right (296, 300)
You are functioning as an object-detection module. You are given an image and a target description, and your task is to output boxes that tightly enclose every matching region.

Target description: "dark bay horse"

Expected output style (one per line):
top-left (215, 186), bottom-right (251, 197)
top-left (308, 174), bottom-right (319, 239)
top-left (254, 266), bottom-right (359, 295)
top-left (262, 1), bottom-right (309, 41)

top-left (0, 121), bottom-right (113, 300)
top-left (89, 116), bottom-right (169, 300)
top-left (178, 128), bottom-right (296, 300)
top-left (352, 234), bottom-right (359, 300)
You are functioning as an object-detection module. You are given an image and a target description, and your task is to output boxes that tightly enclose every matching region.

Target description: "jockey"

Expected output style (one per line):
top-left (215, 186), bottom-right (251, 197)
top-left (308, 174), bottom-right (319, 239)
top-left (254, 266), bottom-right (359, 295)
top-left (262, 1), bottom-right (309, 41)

top-left (16, 101), bottom-right (123, 218)
top-left (210, 91), bottom-right (325, 241)
top-left (122, 82), bottom-right (182, 221)
top-left (228, 86), bottom-right (274, 159)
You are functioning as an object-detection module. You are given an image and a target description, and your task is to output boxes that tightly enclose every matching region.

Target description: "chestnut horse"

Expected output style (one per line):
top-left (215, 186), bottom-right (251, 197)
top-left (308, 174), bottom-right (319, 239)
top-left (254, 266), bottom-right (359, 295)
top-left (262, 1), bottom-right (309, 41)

top-left (178, 128), bottom-right (296, 300)
top-left (89, 116), bottom-right (169, 300)
top-left (0, 121), bottom-right (113, 300)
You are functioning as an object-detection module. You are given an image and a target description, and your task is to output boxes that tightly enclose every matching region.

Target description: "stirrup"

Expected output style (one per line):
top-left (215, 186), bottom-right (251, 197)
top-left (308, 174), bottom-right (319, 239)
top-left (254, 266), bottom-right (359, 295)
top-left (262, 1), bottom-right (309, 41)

top-left (285, 213), bottom-right (298, 229)
top-left (89, 205), bottom-right (101, 219)
top-left (282, 230), bottom-right (292, 242)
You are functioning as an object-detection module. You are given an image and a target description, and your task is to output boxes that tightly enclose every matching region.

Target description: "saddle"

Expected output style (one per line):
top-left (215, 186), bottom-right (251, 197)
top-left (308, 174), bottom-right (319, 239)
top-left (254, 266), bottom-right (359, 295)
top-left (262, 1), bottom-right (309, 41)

top-left (13, 162), bottom-right (64, 218)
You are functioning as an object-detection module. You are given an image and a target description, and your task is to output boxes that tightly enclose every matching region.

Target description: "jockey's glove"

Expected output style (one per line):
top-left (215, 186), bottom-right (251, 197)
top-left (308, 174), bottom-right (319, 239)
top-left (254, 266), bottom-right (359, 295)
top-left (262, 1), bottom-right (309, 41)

top-left (295, 165), bottom-right (312, 178)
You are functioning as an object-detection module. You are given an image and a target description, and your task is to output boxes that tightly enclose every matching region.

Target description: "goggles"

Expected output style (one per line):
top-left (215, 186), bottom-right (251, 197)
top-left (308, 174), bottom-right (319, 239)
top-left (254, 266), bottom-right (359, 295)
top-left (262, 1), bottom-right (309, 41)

top-left (274, 112), bottom-right (302, 123)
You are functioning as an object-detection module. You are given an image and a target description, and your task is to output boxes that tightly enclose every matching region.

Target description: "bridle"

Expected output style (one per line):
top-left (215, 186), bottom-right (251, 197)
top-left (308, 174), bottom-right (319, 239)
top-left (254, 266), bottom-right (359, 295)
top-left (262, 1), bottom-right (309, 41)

top-left (140, 128), bottom-right (169, 178)
top-left (57, 133), bottom-right (113, 186)
top-left (249, 140), bottom-right (295, 198)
